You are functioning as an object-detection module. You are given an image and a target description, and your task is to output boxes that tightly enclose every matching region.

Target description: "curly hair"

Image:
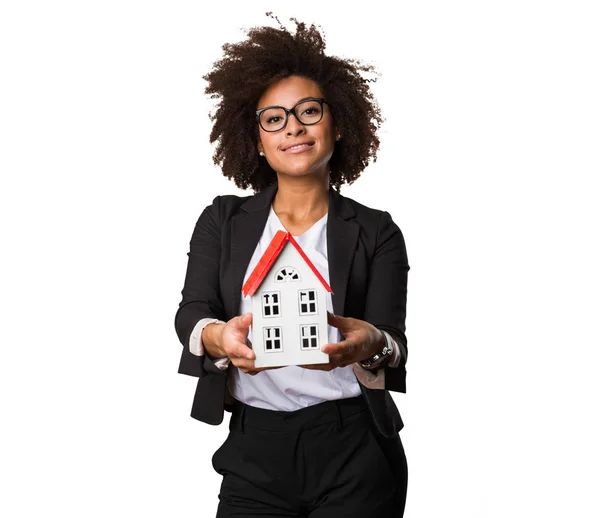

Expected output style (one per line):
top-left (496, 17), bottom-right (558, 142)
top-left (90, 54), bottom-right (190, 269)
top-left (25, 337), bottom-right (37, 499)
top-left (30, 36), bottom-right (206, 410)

top-left (203, 13), bottom-right (384, 193)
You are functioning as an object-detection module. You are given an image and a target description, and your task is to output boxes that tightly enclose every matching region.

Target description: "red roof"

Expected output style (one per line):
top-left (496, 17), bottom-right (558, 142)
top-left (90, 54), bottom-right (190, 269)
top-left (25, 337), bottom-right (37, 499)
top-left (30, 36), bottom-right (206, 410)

top-left (241, 230), bottom-right (333, 297)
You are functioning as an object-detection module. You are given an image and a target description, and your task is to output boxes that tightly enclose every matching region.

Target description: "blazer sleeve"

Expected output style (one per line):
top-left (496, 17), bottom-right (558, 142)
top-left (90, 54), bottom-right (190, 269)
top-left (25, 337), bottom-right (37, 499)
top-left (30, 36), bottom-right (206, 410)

top-left (363, 210), bottom-right (410, 392)
top-left (174, 196), bottom-right (228, 378)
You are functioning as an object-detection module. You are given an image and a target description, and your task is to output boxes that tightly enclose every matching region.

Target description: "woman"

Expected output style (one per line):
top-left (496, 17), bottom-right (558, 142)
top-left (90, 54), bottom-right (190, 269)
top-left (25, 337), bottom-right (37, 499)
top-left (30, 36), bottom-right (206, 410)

top-left (175, 15), bottom-right (410, 518)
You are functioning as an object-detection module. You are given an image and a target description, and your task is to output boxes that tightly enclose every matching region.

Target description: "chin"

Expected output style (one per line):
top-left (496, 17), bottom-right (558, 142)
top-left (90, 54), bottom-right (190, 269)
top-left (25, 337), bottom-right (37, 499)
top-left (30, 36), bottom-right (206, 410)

top-left (275, 162), bottom-right (311, 175)
top-left (281, 170), bottom-right (314, 178)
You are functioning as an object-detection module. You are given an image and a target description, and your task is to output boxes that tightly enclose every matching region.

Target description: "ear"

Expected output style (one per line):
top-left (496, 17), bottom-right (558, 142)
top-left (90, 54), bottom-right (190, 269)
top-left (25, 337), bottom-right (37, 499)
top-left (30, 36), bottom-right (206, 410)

top-left (257, 141), bottom-right (264, 154)
top-left (334, 126), bottom-right (341, 141)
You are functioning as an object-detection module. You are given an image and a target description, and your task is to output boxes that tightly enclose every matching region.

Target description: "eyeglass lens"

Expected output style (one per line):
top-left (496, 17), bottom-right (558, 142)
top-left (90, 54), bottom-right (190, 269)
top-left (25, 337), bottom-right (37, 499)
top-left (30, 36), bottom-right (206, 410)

top-left (259, 100), bottom-right (323, 131)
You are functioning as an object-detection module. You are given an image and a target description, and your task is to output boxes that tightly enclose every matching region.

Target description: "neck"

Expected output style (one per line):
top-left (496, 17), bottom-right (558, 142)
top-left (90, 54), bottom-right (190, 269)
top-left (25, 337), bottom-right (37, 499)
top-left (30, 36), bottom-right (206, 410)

top-left (272, 172), bottom-right (329, 221)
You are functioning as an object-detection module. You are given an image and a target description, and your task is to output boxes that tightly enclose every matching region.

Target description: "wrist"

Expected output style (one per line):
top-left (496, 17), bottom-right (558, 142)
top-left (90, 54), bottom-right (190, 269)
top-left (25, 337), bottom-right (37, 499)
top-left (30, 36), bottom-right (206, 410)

top-left (202, 322), bottom-right (226, 359)
top-left (359, 330), bottom-right (393, 371)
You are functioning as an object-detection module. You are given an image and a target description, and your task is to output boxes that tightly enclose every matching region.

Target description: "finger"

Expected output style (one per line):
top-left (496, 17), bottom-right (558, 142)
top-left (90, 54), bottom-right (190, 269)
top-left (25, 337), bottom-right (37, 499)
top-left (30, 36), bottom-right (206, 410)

top-left (304, 357), bottom-right (353, 370)
top-left (321, 339), bottom-right (356, 356)
top-left (336, 356), bottom-right (358, 368)
top-left (247, 366), bottom-right (283, 375)
top-left (232, 357), bottom-right (257, 371)
top-left (229, 346), bottom-right (254, 360)
top-left (240, 366), bottom-right (279, 376)
top-left (244, 367), bottom-right (283, 375)
top-left (235, 312), bottom-right (253, 330)
top-left (232, 359), bottom-right (283, 373)
top-left (298, 363), bottom-right (333, 371)
top-left (327, 353), bottom-right (352, 367)
top-left (227, 344), bottom-right (255, 361)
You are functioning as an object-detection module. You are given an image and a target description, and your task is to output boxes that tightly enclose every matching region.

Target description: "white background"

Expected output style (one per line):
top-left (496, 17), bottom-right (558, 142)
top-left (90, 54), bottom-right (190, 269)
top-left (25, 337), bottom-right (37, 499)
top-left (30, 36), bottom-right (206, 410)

top-left (1, 1), bottom-right (599, 516)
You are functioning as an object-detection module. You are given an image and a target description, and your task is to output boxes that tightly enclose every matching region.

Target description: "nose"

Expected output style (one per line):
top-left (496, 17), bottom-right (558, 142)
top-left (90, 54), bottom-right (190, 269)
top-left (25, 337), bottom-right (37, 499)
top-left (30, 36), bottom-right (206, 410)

top-left (286, 111), bottom-right (305, 135)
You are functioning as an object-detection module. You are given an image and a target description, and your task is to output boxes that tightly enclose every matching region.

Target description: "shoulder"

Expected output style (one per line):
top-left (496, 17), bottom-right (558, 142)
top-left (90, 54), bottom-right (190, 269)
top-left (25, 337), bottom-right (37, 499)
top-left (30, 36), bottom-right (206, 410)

top-left (335, 190), bottom-right (408, 262)
top-left (341, 191), bottom-right (384, 218)
top-left (336, 190), bottom-right (402, 236)
top-left (200, 192), bottom-right (254, 222)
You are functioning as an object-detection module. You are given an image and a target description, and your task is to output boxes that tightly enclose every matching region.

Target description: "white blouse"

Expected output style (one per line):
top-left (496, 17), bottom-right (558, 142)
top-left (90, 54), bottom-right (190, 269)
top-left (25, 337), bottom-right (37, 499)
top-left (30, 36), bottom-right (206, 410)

top-left (189, 206), bottom-right (400, 411)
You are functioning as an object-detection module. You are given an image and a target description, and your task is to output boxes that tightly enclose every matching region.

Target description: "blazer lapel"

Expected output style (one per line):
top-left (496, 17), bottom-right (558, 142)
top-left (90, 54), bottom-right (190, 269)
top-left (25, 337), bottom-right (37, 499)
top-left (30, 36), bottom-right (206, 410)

top-left (327, 187), bottom-right (359, 317)
top-left (230, 183), bottom-right (278, 317)
top-left (229, 183), bottom-right (358, 319)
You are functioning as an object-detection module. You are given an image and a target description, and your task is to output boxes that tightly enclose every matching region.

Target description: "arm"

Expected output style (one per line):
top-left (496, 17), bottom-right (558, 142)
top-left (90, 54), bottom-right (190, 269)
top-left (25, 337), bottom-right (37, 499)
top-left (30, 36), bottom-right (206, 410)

top-left (315, 211), bottom-right (409, 382)
top-left (174, 196), bottom-right (228, 377)
top-left (189, 317), bottom-right (230, 370)
top-left (174, 202), bottom-right (279, 377)
top-left (362, 210), bottom-right (410, 391)
top-left (301, 211), bottom-right (408, 389)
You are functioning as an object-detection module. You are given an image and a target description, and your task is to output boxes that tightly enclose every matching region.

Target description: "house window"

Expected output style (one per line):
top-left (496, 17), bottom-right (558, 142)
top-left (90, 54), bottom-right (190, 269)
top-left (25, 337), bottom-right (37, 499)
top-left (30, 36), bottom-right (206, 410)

top-left (263, 327), bottom-right (282, 352)
top-left (298, 290), bottom-right (317, 315)
top-left (300, 325), bottom-right (319, 350)
top-left (262, 291), bottom-right (281, 318)
top-left (275, 266), bottom-right (301, 282)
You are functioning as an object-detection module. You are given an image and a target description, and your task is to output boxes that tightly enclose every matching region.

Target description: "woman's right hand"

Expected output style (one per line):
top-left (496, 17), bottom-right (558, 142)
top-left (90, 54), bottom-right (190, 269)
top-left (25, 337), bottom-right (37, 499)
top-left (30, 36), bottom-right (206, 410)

top-left (204, 313), bottom-right (282, 376)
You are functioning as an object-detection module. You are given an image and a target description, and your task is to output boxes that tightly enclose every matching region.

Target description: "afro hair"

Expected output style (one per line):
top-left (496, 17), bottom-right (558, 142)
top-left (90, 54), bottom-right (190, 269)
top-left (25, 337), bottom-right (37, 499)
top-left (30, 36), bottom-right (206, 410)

top-left (203, 13), bottom-right (384, 192)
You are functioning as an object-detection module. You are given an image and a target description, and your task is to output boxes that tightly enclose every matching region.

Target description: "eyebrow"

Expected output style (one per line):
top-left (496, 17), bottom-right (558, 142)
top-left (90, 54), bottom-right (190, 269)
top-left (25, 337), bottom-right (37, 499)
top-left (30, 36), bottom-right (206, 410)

top-left (257, 96), bottom-right (318, 110)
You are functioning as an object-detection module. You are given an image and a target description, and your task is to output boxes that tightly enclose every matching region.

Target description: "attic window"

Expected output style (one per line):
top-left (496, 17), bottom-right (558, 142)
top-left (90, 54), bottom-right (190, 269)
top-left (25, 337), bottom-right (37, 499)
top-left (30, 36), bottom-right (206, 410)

top-left (298, 290), bottom-right (317, 315)
top-left (275, 266), bottom-right (301, 282)
top-left (262, 291), bottom-right (281, 318)
top-left (264, 327), bottom-right (282, 352)
top-left (300, 325), bottom-right (319, 350)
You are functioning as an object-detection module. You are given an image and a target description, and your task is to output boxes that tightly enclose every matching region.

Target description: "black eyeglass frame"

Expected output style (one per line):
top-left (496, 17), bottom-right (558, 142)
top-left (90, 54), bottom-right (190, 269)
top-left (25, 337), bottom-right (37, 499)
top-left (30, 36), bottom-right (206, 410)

top-left (255, 97), bottom-right (330, 132)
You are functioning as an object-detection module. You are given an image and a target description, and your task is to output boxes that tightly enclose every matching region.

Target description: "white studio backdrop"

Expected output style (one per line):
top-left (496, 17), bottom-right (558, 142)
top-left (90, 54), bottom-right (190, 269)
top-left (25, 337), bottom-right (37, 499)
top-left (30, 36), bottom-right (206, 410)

top-left (1, 1), bottom-right (599, 517)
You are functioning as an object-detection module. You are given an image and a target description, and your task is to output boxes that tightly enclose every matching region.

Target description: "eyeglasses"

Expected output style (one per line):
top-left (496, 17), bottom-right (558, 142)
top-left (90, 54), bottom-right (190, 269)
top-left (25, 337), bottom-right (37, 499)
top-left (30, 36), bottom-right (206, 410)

top-left (256, 97), bottom-right (329, 132)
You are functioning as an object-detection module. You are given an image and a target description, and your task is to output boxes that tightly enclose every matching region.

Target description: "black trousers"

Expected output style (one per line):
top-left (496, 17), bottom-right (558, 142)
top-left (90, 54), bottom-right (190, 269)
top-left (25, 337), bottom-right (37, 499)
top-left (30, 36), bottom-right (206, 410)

top-left (211, 395), bottom-right (407, 517)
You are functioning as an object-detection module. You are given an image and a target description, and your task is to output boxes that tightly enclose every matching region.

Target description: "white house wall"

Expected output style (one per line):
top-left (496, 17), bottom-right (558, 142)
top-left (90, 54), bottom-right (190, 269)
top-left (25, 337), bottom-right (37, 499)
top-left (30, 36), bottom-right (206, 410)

top-left (250, 244), bottom-right (329, 368)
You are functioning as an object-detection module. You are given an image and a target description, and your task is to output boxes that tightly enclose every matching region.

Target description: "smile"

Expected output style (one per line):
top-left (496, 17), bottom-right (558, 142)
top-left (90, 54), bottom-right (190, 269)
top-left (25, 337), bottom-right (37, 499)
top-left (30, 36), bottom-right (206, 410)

top-left (284, 143), bottom-right (314, 153)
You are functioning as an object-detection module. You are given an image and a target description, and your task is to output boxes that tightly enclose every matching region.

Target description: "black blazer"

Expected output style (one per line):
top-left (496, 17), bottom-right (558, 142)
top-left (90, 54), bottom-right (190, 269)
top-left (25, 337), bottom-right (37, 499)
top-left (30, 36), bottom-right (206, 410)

top-left (175, 182), bottom-right (410, 439)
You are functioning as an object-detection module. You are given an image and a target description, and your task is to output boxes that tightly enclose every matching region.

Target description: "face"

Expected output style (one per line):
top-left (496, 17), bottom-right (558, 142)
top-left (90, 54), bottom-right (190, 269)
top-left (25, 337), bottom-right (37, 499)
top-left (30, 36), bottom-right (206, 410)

top-left (256, 75), bottom-right (338, 180)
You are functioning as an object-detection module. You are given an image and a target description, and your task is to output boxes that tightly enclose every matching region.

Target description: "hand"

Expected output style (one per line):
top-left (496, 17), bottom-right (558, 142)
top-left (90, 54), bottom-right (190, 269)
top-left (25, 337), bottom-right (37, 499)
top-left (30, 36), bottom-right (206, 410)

top-left (299, 312), bottom-right (385, 371)
top-left (218, 313), bottom-right (283, 376)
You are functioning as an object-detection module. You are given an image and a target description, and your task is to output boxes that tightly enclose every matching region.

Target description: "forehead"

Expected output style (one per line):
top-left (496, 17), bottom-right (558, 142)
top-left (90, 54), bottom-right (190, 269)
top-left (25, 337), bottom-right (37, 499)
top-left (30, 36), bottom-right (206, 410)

top-left (257, 76), bottom-right (324, 108)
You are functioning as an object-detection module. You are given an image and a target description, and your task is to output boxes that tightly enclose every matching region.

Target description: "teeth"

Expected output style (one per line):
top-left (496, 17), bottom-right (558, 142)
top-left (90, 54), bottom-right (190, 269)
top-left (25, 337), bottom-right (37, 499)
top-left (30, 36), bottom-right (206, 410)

top-left (287, 144), bottom-right (309, 151)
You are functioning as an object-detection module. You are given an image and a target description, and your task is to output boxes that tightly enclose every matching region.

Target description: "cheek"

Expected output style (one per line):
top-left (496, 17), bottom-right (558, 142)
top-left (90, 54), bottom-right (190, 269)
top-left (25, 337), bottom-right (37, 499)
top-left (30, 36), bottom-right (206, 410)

top-left (323, 130), bottom-right (337, 149)
top-left (321, 122), bottom-right (336, 145)
top-left (261, 135), bottom-right (280, 151)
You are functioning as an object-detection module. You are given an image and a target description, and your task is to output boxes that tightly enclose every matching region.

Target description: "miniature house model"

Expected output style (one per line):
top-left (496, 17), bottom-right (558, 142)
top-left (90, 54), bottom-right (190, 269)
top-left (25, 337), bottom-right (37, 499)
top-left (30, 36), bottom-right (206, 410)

top-left (242, 230), bottom-right (332, 368)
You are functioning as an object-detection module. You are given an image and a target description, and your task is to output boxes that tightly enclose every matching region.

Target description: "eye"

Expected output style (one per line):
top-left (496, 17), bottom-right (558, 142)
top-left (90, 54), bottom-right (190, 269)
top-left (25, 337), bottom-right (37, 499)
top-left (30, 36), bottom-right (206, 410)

top-left (302, 106), bottom-right (321, 115)
top-left (299, 102), bottom-right (323, 119)
top-left (266, 116), bottom-right (283, 124)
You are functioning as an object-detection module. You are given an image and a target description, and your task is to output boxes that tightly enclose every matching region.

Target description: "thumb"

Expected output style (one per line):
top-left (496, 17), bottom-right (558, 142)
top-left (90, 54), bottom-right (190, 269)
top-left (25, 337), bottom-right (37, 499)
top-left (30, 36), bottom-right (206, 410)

top-left (327, 311), bottom-right (345, 327)
top-left (238, 312), bottom-right (253, 328)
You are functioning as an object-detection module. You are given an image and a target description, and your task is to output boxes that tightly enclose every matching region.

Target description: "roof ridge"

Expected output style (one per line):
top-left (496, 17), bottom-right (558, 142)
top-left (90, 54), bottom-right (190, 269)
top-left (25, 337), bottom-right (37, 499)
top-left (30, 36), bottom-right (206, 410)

top-left (241, 231), bottom-right (333, 297)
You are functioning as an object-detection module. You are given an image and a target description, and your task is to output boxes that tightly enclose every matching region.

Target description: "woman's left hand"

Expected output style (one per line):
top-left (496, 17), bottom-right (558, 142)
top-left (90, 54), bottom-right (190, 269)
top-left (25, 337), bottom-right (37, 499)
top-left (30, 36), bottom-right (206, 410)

top-left (299, 312), bottom-right (385, 371)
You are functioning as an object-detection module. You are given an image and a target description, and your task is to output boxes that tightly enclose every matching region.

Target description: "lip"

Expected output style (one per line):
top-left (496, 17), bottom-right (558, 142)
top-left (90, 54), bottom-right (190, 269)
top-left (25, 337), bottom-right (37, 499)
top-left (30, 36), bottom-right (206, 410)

top-left (282, 140), bottom-right (315, 153)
